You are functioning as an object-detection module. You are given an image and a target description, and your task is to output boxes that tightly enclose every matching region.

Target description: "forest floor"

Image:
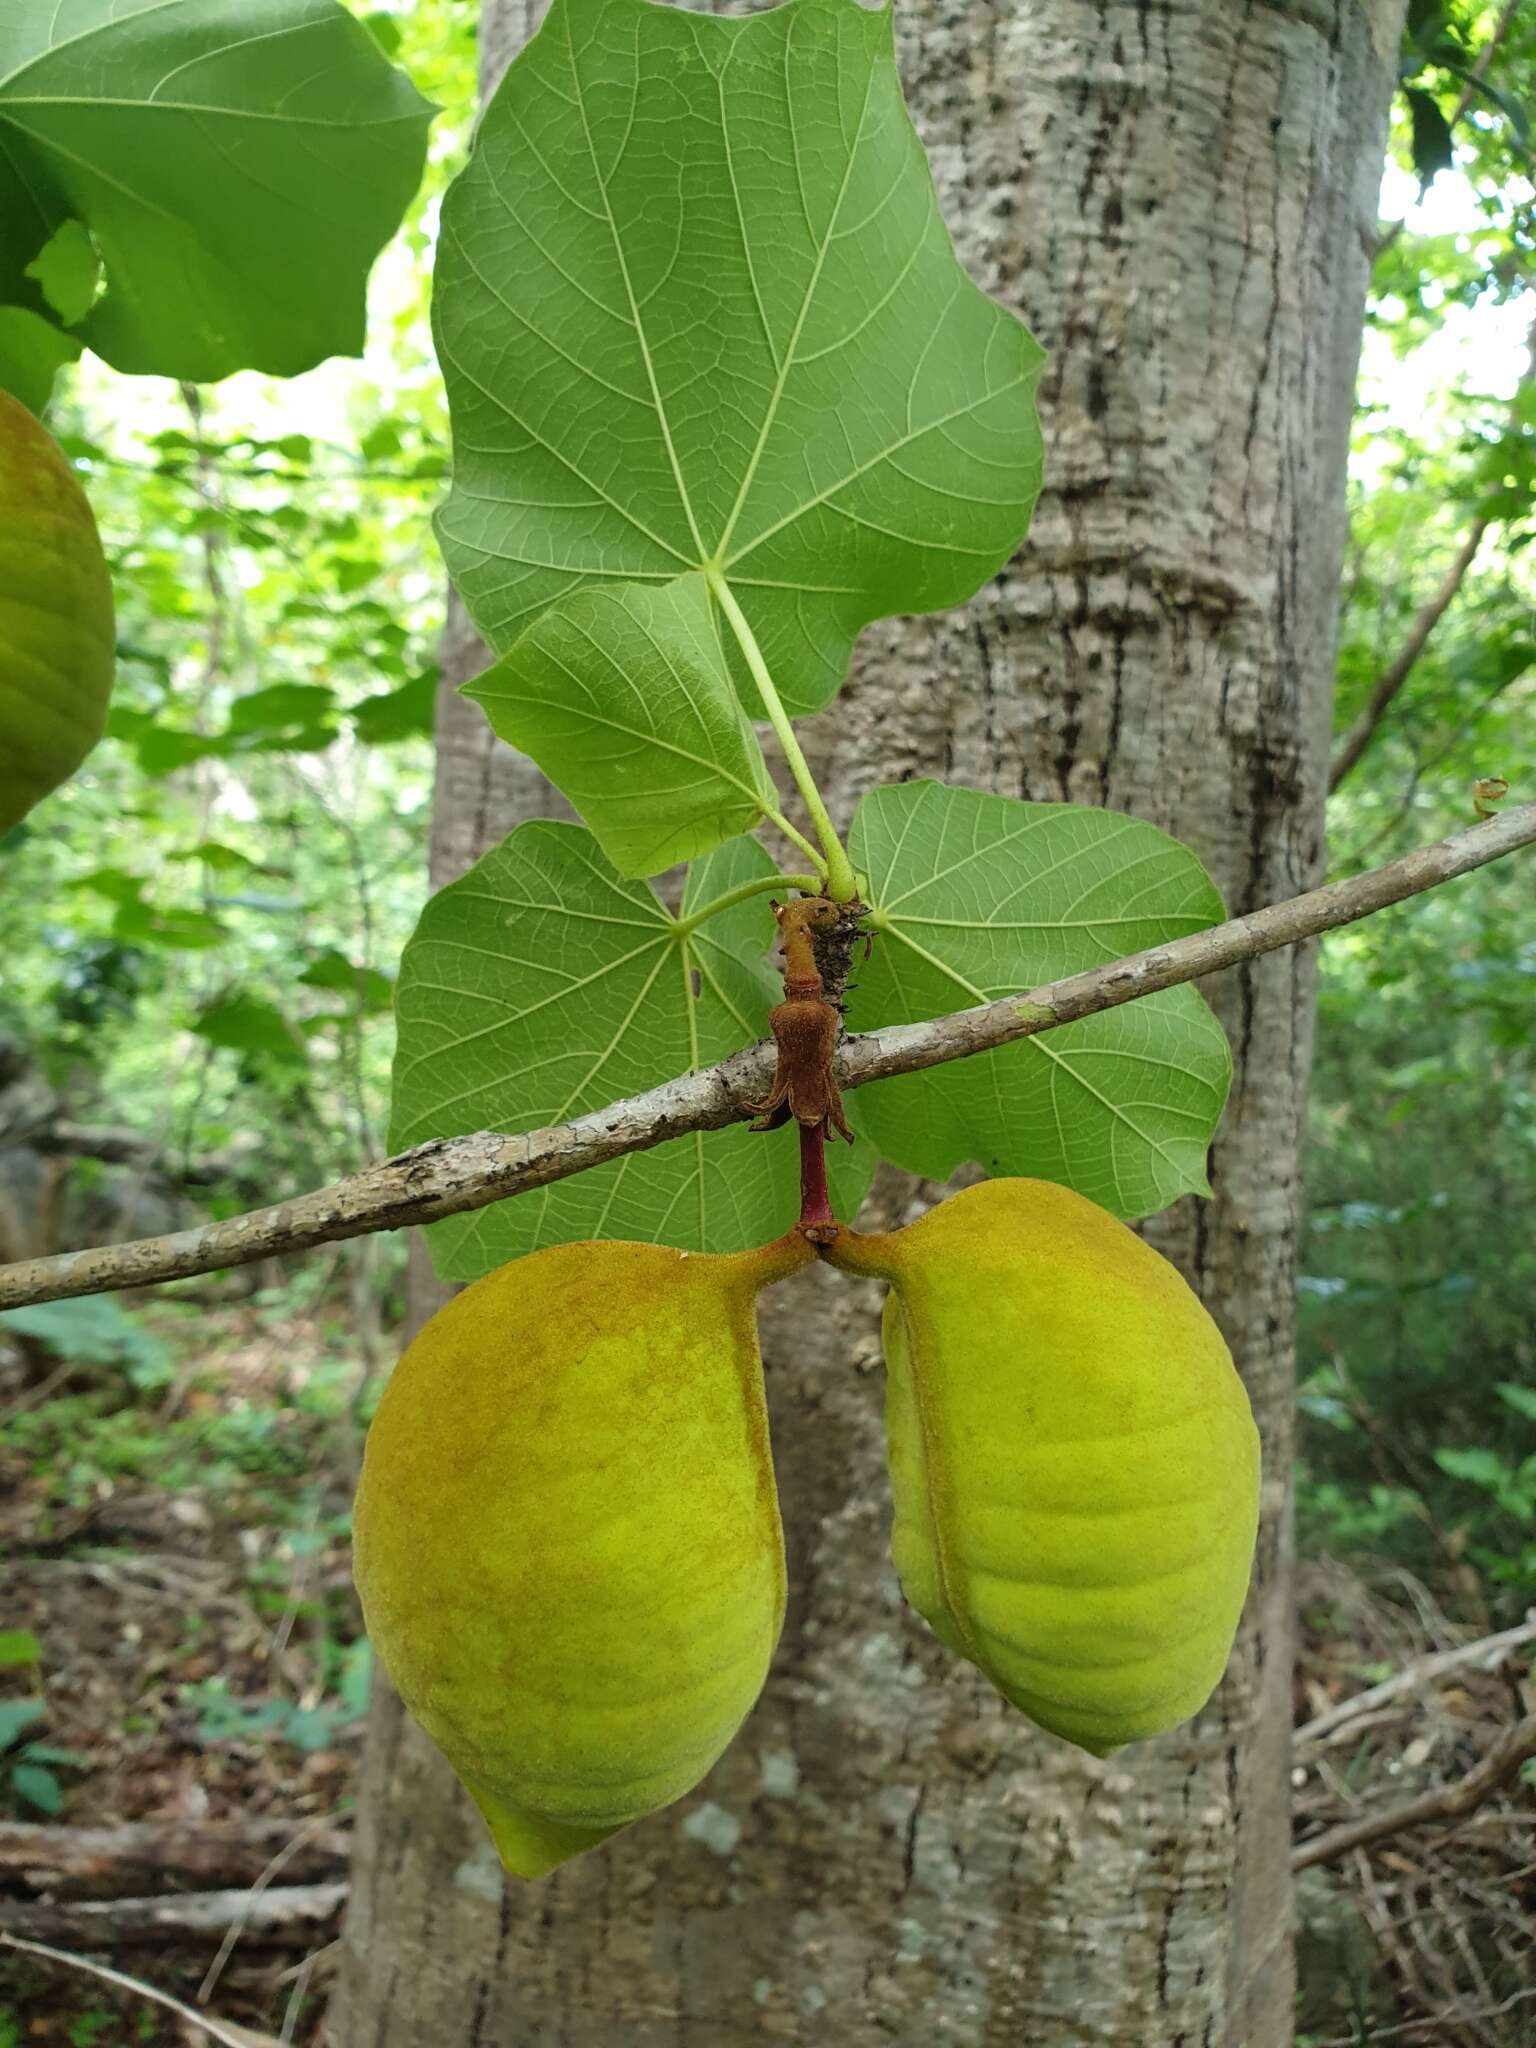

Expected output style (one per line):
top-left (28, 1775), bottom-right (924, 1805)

top-left (0, 1297), bottom-right (1531, 2047)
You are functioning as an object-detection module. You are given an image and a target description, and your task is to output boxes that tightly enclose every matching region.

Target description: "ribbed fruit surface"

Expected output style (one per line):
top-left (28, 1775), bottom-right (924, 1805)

top-left (832, 1180), bottom-right (1260, 1755)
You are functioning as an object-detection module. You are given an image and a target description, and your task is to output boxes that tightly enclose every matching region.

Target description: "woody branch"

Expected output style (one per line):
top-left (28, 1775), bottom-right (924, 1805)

top-left (0, 803), bottom-right (1531, 1310)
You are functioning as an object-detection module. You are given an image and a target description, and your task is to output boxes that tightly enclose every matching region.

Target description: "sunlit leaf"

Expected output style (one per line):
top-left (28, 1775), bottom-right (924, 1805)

top-left (434, 0), bottom-right (1043, 717)
top-left (390, 824), bottom-right (873, 1274)
top-left (466, 574), bottom-right (779, 877)
top-left (23, 220), bottom-right (99, 328)
top-left (0, 0), bottom-right (434, 381)
top-left (847, 782), bottom-right (1231, 1219)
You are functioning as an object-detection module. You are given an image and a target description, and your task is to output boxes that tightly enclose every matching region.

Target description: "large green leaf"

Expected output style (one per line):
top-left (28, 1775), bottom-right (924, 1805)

top-left (390, 825), bottom-right (874, 1275)
top-left (465, 574), bottom-right (779, 878)
top-left (847, 782), bottom-right (1232, 1220)
top-left (434, 0), bottom-right (1043, 717)
top-left (0, 0), bottom-right (433, 387)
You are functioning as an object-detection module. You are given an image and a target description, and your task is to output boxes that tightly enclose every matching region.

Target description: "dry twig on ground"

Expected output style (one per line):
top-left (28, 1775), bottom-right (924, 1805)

top-left (1296, 1611), bottom-right (1536, 1748)
top-left (1294, 1713), bottom-right (1536, 1873)
top-left (0, 1931), bottom-right (285, 2046)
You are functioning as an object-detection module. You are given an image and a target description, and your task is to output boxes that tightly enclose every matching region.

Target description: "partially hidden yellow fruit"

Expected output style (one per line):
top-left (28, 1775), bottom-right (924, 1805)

top-left (352, 1232), bottom-right (809, 1878)
top-left (824, 1180), bottom-right (1259, 1756)
top-left (0, 391), bottom-right (115, 836)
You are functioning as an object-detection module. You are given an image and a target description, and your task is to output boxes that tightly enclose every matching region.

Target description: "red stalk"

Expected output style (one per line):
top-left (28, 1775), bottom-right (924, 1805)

top-left (798, 1120), bottom-right (836, 1239)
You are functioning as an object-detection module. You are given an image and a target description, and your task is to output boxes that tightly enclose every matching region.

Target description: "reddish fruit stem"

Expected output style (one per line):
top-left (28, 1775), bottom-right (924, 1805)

top-left (798, 1120), bottom-right (835, 1232)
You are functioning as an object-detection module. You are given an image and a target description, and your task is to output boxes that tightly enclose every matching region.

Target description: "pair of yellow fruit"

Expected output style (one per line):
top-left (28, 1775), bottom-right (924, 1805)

top-left (353, 1179), bottom-right (1260, 1879)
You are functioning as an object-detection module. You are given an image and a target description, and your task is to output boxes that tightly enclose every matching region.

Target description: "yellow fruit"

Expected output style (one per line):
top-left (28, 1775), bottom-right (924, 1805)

top-left (0, 391), bottom-right (115, 836)
top-left (823, 1180), bottom-right (1259, 1755)
top-left (352, 1231), bottom-right (809, 1877)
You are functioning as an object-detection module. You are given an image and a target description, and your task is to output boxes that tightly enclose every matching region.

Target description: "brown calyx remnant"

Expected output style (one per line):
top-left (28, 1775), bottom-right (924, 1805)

top-left (746, 895), bottom-right (865, 1245)
top-left (748, 898), bottom-right (856, 1145)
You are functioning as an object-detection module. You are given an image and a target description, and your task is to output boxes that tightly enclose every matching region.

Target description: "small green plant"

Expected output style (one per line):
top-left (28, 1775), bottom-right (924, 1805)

top-left (1434, 1385), bottom-right (1536, 1591)
top-left (0, 1294), bottom-right (172, 1391)
top-left (0, 1691), bottom-right (91, 1818)
top-left (66, 2011), bottom-right (115, 2048)
top-left (181, 1639), bottom-right (372, 1756)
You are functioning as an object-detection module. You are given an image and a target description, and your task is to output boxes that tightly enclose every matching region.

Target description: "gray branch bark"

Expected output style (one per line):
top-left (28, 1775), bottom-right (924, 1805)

top-left (0, 805), bottom-right (1527, 1311)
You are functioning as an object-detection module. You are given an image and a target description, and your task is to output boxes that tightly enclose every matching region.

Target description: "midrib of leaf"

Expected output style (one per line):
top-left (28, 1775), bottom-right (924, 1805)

top-left (692, 935), bottom-right (766, 1044)
top-left (442, 217), bottom-right (664, 412)
top-left (881, 922), bottom-right (1196, 1188)
top-left (0, 113), bottom-right (187, 223)
top-left (4, 98), bottom-right (423, 130)
top-left (710, 27), bottom-right (878, 562)
top-left (892, 913), bottom-right (1216, 934)
top-left (549, 938), bottom-right (675, 1124)
top-left (723, 370), bottom-right (1036, 574)
top-left (6, 114), bottom-right (367, 247)
top-left (446, 889), bottom-right (663, 931)
top-left (566, 4), bottom-right (706, 562)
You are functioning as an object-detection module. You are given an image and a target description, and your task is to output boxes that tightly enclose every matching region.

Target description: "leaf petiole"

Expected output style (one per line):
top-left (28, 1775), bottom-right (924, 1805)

top-left (675, 870), bottom-right (820, 937)
top-left (759, 806), bottom-right (828, 878)
top-left (707, 569), bottom-right (858, 903)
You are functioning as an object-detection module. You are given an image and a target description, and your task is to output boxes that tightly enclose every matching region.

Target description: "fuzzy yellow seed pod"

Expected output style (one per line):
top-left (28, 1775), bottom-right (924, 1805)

top-left (823, 1179), bottom-right (1260, 1755)
top-left (353, 1232), bottom-right (809, 1876)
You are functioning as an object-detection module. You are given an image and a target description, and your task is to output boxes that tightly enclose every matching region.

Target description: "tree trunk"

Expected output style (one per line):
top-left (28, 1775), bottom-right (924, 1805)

top-left (332, 3), bottom-right (1406, 2042)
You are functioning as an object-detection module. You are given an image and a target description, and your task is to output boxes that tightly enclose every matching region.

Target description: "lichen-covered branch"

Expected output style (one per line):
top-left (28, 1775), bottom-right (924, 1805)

top-left (1, 803), bottom-right (1531, 1309)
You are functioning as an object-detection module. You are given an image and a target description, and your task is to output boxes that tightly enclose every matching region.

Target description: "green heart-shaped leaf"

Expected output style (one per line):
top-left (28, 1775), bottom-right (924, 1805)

top-left (847, 782), bottom-right (1232, 1219)
top-left (391, 826), bottom-right (874, 1274)
top-left (434, 0), bottom-right (1043, 717)
top-left (0, 0), bottom-right (434, 385)
top-left (466, 573), bottom-right (780, 878)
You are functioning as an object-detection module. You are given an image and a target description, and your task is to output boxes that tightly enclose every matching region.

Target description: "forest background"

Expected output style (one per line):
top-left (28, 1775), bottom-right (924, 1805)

top-left (0, 0), bottom-right (1532, 2042)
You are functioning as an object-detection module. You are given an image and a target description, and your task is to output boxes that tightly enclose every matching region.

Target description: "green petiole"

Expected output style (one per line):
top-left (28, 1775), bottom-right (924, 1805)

top-left (674, 870), bottom-right (820, 938)
top-left (706, 569), bottom-right (859, 904)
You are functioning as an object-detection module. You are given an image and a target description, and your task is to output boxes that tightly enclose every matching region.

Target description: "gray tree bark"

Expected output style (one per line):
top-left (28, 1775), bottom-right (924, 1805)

top-left (332, 3), bottom-right (1406, 2043)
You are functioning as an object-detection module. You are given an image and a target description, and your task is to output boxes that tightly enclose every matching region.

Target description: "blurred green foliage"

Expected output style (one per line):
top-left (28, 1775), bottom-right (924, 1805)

top-left (1299, 0), bottom-right (1533, 1623)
